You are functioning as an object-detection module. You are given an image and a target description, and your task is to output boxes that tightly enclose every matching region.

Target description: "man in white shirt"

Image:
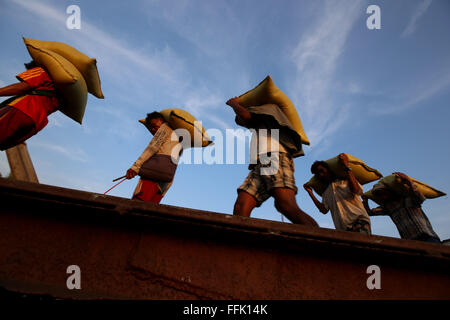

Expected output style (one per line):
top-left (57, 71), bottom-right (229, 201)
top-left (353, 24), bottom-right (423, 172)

top-left (303, 153), bottom-right (371, 234)
top-left (126, 112), bottom-right (181, 203)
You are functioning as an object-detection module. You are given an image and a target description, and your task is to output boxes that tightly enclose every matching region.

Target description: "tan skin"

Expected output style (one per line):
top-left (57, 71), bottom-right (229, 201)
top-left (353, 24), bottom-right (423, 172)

top-left (304, 153), bottom-right (363, 215)
top-left (226, 97), bottom-right (318, 227)
top-left (0, 81), bottom-right (31, 97)
top-left (126, 117), bottom-right (165, 179)
top-left (362, 172), bottom-right (416, 216)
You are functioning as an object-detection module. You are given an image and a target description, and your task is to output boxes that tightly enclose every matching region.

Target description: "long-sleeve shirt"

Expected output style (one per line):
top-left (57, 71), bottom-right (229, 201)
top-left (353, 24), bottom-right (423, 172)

top-left (130, 123), bottom-right (182, 174)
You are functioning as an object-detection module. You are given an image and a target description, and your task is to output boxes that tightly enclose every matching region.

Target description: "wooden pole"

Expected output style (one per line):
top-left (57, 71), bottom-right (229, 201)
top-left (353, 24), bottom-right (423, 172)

top-left (5, 142), bottom-right (39, 183)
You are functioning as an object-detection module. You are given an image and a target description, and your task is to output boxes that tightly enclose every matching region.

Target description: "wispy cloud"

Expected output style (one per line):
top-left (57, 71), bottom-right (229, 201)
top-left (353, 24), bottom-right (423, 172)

top-left (11, 0), bottom-right (184, 85)
top-left (32, 140), bottom-right (89, 163)
top-left (142, 0), bottom-right (249, 59)
top-left (11, 0), bottom-right (227, 132)
top-left (371, 68), bottom-right (450, 115)
top-left (289, 0), bottom-right (363, 148)
top-left (401, 0), bottom-right (432, 37)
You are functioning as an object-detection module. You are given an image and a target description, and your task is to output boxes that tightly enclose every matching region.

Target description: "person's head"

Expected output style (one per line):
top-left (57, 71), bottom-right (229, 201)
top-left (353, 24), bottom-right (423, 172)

top-left (24, 60), bottom-right (38, 70)
top-left (372, 183), bottom-right (397, 204)
top-left (311, 161), bottom-right (333, 183)
top-left (145, 112), bottom-right (166, 135)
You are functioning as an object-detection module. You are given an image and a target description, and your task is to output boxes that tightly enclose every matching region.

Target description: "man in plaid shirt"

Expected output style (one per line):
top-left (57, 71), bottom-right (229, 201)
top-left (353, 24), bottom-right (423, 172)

top-left (362, 172), bottom-right (441, 244)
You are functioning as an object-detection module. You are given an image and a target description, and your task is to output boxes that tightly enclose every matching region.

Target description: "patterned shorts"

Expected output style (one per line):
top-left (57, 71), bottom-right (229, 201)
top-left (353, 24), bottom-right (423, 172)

top-left (237, 152), bottom-right (297, 207)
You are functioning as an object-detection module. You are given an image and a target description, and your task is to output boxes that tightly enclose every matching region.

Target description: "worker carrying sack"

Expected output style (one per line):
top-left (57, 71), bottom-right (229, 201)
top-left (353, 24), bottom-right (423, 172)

top-left (138, 154), bottom-right (177, 182)
top-left (305, 153), bottom-right (383, 196)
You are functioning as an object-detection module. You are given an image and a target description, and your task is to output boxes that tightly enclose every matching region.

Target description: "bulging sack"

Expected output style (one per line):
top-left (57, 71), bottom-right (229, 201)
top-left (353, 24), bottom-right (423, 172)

top-left (139, 108), bottom-right (212, 148)
top-left (25, 43), bottom-right (88, 124)
top-left (238, 75), bottom-right (310, 146)
top-left (364, 174), bottom-right (446, 205)
top-left (138, 154), bottom-right (177, 182)
top-left (24, 38), bottom-right (104, 98)
top-left (305, 153), bottom-right (383, 196)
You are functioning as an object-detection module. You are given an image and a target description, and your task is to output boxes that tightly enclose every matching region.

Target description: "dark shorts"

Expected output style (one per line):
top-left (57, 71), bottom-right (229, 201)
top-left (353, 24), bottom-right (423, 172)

top-left (346, 219), bottom-right (372, 235)
top-left (412, 234), bottom-right (441, 244)
top-left (0, 105), bottom-right (37, 151)
top-left (238, 152), bottom-right (297, 207)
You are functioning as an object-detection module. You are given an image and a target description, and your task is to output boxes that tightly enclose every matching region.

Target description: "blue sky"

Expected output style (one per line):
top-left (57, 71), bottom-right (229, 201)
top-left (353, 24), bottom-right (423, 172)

top-left (1, 0), bottom-right (449, 240)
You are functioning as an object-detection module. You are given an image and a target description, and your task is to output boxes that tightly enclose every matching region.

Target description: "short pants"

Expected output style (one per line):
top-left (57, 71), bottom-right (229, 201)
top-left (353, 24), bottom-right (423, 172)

top-left (346, 219), bottom-right (372, 235)
top-left (132, 179), bottom-right (164, 203)
top-left (0, 105), bottom-right (37, 151)
top-left (237, 152), bottom-right (297, 207)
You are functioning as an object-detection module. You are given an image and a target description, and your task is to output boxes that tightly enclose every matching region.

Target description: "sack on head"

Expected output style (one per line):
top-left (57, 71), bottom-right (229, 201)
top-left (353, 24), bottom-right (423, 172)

top-left (364, 174), bottom-right (446, 205)
top-left (238, 75), bottom-right (310, 146)
top-left (305, 153), bottom-right (382, 196)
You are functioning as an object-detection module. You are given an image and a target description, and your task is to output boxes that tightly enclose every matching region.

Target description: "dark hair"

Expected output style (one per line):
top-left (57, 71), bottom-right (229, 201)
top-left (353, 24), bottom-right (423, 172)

top-left (311, 161), bottom-right (329, 175)
top-left (145, 111), bottom-right (165, 125)
top-left (24, 60), bottom-right (38, 70)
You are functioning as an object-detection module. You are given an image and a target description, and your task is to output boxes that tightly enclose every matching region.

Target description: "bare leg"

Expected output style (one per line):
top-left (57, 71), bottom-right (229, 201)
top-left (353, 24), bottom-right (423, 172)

top-left (273, 188), bottom-right (319, 227)
top-left (233, 191), bottom-right (257, 217)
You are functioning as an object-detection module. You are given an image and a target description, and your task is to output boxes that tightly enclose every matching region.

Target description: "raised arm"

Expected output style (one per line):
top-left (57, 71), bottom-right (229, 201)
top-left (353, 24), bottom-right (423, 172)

top-left (0, 81), bottom-right (31, 97)
top-left (394, 172), bottom-right (426, 205)
top-left (226, 97), bottom-right (252, 123)
top-left (339, 153), bottom-right (363, 195)
top-left (303, 184), bottom-right (328, 214)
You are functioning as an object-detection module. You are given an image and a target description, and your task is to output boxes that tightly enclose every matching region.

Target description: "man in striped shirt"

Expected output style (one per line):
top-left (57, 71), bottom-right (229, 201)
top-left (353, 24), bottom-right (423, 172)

top-left (362, 172), bottom-right (441, 244)
top-left (0, 61), bottom-right (60, 150)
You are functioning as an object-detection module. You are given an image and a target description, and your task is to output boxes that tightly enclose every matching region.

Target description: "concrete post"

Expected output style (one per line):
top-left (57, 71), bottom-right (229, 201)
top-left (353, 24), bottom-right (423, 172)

top-left (5, 143), bottom-right (39, 183)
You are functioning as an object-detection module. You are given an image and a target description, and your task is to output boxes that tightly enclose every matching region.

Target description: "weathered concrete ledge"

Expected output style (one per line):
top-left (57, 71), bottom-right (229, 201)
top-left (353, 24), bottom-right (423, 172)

top-left (0, 177), bottom-right (449, 299)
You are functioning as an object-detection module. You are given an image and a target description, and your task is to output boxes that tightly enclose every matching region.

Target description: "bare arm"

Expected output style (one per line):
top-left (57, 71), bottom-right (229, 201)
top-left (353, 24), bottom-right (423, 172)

top-left (226, 97), bottom-right (252, 123)
top-left (362, 195), bottom-right (385, 216)
top-left (303, 184), bottom-right (328, 214)
top-left (0, 82), bottom-right (31, 97)
top-left (339, 153), bottom-right (363, 195)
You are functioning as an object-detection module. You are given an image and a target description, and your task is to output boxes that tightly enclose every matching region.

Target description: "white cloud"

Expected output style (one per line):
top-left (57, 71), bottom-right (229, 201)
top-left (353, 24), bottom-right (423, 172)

top-left (10, 0), bottom-right (229, 135)
top-left (372, 69), bottom-right (450, 115)
top-left (11, 0), bottom-right (184, 85)
top-left (401, 0), bottom-right (432, 37)
top-left (142, 0), bottom-right (248, 58)
top-left (31, 140), bottom-right (89, 163)
top-left (290, 0), bottom-right (363, 147)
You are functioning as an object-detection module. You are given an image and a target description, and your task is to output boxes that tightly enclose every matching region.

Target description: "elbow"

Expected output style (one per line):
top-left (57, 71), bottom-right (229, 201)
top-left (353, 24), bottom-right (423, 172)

top-left (241, 114), bottom-right (252, 123)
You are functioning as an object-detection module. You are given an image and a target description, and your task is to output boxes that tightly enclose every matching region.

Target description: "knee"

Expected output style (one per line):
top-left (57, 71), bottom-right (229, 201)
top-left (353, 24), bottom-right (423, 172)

top-left (275, 199), bottom-right (296, 214)
top-left (233, 192), bottom-right (255, 216)
top-left (233, 200), bottom-right (243, 215)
